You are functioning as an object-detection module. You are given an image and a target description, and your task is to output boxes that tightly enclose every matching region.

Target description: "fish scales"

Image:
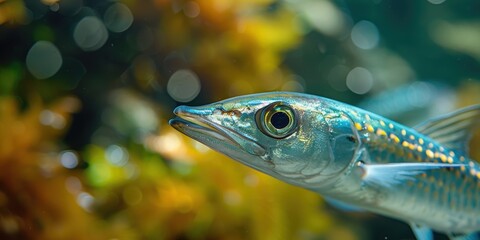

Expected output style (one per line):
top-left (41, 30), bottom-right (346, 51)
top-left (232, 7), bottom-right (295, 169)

top-left (170, 92), bottom-right (480, 240)
top-left (345, 108), bottom-right (480, 230)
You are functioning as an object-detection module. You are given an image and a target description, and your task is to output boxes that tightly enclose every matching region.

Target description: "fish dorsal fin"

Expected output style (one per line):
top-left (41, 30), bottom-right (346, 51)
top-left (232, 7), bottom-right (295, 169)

top-left (414, 105), bottom-right (480, 157)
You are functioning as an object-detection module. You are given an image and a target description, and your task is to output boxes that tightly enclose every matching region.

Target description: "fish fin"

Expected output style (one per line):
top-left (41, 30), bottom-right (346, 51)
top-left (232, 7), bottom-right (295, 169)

top-left (448, 232), bottom-right (479, 240)
top-left (324, 197), bottom-right (365, 212)
top-left (409, 223), bottom-right (433, 240)
top-left (414, 104), bottom-right (480, 156)
top-left (359, 162), bottom-right (464, 188)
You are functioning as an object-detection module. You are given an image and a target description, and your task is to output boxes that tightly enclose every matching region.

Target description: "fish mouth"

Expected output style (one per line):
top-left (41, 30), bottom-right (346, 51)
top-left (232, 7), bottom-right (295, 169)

top-left (169, 106), bottom-right (266, 156)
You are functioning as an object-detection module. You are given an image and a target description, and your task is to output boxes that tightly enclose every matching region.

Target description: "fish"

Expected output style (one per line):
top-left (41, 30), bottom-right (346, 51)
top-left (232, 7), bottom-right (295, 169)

top-left (169, 92), bottom-right (480, 240)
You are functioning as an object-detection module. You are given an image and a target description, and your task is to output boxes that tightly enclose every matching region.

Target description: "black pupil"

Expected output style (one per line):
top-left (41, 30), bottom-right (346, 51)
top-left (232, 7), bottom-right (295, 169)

top-left (270, 111), bottom-right (290, 129)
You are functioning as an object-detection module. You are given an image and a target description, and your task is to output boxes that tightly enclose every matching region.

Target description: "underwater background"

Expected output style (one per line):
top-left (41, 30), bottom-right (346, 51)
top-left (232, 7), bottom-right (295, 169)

top-left (1, 0), bottom-right (480, 239)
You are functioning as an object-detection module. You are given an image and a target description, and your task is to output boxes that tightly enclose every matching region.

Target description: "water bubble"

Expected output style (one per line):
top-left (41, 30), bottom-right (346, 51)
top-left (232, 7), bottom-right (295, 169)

top-left (65, 176), bottom-right (82, 194)
top-left (103, 3), bottom-right (133, 33)
top-left (39, 110), bottom-right (66, 129)
top-left (167, 69), bottom-right (201, 102)
top-left (105, 145), bottom-right (129, 166)
top-left (346, 67), bottom-right (374, 94)
top-left (351, 20), bottom-right (380, 50)
top-left (40, 110), bottom-right (55, 126)
top-left (60, 151), bottom-right (79, 169)
top-left (183, 1), bottom-right (200, 18)
top-left (49, 3), bottom-right (60, 12)
top-left (76, 192), bottom-right (94, 212)
top-left (26, 41), bottom-right (62, 79)
top-left (73, 16), bottom-right (108, 51)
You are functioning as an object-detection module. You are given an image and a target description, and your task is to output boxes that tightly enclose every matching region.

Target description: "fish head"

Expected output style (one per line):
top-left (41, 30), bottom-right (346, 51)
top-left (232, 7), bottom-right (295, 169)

top-left (169, 92), bottom-right (359, 189)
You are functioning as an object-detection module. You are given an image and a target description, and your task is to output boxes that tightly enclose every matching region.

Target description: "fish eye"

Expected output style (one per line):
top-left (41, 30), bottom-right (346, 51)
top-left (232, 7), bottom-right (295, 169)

top-left (256, 102), bottom-right (298, 139)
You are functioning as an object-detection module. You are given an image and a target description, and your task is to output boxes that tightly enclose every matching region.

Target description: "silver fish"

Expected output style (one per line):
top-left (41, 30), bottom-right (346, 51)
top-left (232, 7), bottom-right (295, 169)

top-left (169, 92), bottom-right (480, 240)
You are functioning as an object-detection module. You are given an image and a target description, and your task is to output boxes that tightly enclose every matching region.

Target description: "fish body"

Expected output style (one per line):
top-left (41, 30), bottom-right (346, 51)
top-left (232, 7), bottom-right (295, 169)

top-left (169, 92), bottom-right (480, 240)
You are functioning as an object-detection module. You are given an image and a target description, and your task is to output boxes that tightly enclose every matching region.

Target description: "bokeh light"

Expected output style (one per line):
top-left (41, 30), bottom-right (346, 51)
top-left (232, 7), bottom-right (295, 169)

top-left (351, 20), bottom-right (380, 50)
top-left (26, 41), bottom-right (62, 79)
top-left (73, 16), bottom-right (108, 51)
top-left (346, 67), bottom-right (374, 94)
top-left (103, 3), bottom-right (133, 33)
top-left (65, 176), bottom-right (83, 194)
top-left (105, 145), bottom-right (129, 167)
top-left (40, 110), bottom-right (66, 129)
top-left (167, 69), bottom-right (201, 103)
top-left (182, 1), bottom-right (201, 18)
top-left (76, 192), bottom-right (95, 212)
top-left (60, 151), bottom-right (79, 169)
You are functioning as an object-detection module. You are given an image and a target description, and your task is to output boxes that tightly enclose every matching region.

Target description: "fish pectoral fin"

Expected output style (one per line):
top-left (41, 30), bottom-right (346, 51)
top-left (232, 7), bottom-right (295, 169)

top-left (359, 162), bottom-right (464, 188)
top-left (410, 223), bottom-right (433, 240)
top-left (414, 104), bottom-right (480, 157)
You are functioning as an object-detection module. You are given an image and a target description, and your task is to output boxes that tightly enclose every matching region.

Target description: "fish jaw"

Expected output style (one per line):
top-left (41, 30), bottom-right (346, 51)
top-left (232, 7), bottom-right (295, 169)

top-left (170, 105), bottom-right (274, 171)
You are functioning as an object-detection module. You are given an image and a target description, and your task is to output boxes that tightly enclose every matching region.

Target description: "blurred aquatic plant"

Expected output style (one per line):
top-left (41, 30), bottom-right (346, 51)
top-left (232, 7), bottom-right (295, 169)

top-left (0, 0), bottom-right (26, 25)
top-left (457, 80), bottom-right (480, 164)
top-left (0, 95), bottom-right (111, 239)
top-left (431, 21), bottom-right (480, 62)
top-left (132, 0), bottom-right (305, 100)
